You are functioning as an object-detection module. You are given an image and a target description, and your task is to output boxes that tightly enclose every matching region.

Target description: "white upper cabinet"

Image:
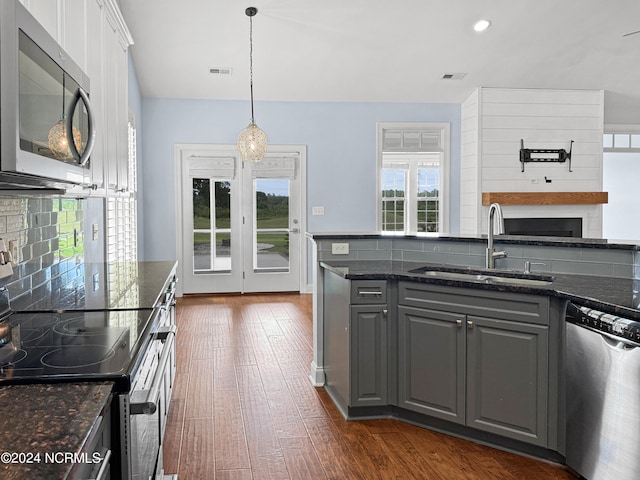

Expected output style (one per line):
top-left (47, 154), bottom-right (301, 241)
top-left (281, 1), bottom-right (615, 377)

top-left (86, 0), bottom-right (106, 194)
top-left (103, 2), bottom-right (130, 194)
top-left (19, 0), bottom-right (59, 40)
top-left (21, 0), bottom-right (133, 197)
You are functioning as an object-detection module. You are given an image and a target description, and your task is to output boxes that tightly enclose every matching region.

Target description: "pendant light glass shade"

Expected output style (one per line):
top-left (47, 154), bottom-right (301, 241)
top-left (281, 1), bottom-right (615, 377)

top-left (237, 122), bottom-right (267, 162)
top-left (48, 117), bottom-right (82, 159)
top-left (48, 73), bottom-right (82, 159)
top-left (237, 7), bottom-right (267, 163)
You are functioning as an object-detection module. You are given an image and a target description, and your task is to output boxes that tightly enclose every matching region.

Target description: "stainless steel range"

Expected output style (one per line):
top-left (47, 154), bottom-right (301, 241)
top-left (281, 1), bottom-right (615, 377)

top-left (0, 269), bottom-right (178, 480)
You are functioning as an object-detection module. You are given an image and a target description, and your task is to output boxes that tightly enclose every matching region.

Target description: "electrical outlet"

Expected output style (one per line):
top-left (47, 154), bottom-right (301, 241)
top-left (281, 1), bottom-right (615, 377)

top-left (332, 243), bottom-right (349, 255)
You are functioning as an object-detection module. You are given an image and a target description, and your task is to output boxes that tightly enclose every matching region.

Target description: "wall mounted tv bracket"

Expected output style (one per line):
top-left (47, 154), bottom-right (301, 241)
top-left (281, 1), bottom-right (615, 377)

top-left (520, 139), bottom-right (573, 172)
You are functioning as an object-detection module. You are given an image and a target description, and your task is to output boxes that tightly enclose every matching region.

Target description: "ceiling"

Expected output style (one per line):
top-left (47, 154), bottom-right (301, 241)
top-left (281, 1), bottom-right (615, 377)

top-left (119, 0), bottom-right (640, 124)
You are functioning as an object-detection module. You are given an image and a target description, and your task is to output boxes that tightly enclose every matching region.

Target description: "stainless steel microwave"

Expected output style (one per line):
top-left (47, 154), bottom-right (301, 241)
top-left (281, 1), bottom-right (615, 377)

top-left (0, 0), bottom-right (95, 191)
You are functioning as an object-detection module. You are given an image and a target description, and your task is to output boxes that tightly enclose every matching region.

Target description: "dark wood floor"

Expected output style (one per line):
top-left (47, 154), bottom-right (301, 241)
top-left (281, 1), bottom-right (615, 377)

top-left (163, 293), bottom-right (576, 479)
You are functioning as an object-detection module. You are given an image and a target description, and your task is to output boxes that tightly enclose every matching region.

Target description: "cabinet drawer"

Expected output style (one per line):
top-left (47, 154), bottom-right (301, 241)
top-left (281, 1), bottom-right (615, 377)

top-left (351, 280), bottom-right (387, 304)
top-left (399, 281), bottom-right (549, 325)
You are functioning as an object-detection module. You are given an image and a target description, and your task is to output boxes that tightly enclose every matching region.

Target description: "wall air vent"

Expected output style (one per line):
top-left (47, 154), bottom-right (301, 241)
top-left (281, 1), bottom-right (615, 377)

top-left (441, 73), bottom-right (467, 80)
top-left (209, 67), bottom-right (233, 75)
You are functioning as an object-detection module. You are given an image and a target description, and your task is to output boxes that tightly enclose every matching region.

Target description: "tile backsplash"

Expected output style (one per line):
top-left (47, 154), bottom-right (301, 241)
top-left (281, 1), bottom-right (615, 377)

top-left (314, 236), bottom-right (636, 279)
top-left (0, 197), bottom-right (85, 308)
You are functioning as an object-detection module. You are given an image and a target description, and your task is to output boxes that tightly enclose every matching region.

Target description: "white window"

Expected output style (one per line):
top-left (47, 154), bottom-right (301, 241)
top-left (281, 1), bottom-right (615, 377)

top-left (377, 123), bottom-right (450, 234)
top-left (603, 125), bottom-right (640, 152)
top-left (106, 115), bottom-right (138, 264)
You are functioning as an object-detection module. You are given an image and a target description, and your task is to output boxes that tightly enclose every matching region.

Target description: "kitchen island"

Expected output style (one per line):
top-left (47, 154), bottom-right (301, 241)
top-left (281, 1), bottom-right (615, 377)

top-left (308, 233), bottom-right (640, 463)
top-left (319, 259), bottom-right (639, 318)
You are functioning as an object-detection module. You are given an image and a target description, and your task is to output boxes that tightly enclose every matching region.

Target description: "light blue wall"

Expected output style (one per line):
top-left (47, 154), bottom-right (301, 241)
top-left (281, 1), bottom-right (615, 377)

top-left (139, 97), bottom-right (461, 261)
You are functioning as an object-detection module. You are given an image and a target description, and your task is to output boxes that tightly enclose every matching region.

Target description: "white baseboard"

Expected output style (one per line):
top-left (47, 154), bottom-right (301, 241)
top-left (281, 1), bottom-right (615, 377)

top-left (308, 361), bottom-right (325, 386)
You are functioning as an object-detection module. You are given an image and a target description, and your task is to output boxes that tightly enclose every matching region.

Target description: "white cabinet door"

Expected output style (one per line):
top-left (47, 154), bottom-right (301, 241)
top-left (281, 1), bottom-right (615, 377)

top-left (103, 2), bottom-right (130, 194)
top-left (60, 0), bottom-right (86, 70)
top-left (20, 0), bottom-right (59, 40)
top-left (86, 0), bottom-right (106, 194)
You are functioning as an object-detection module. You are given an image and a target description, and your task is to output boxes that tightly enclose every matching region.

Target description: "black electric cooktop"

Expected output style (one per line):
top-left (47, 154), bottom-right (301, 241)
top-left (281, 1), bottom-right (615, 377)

top-left (0, 309), bottom-right (157, 390)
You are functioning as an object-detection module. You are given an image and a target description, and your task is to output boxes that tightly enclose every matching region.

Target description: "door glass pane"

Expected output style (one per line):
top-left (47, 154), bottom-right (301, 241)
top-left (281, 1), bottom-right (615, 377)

top-left (192, 179), bottom-right (231, 272)
top-left (255, 179), bottom-right (290, 270)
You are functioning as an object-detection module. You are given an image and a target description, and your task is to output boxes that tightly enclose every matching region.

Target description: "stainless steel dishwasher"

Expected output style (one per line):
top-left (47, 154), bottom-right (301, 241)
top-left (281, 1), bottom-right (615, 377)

top-left (566, 303), bottom-right (640, 480)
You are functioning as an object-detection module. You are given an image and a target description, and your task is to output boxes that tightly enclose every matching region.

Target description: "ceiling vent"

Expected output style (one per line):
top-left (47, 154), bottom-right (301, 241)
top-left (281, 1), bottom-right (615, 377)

top-left (441, 73), bottom-right (467, 80)
top-left (210, 67), bottom-right (233, 75)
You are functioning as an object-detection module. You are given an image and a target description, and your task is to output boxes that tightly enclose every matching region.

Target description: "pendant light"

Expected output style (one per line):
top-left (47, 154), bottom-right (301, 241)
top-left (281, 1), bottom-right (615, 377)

top-left (237, 6), bottom-right (267, 163)
top-left (48, 73), bottom-right (81, 159)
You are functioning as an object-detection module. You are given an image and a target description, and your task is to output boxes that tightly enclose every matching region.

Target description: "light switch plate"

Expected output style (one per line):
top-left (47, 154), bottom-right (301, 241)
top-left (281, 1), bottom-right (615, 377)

top-left (332, 243), bottom-right (349, 255)
top-left (312, 206), bottom-right (325, 216)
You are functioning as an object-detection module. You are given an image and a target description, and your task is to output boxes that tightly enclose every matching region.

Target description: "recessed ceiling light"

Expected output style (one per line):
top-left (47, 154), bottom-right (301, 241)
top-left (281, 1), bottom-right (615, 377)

top-left (473, 19), bottom-right (491, 32)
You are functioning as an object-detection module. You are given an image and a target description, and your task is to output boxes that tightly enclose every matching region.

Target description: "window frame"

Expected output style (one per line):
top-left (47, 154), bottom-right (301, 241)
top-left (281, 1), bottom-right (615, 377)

top-left (604, 124), bottom-right (640, 153)
top-left (376, 122), bottom-right (450, 234)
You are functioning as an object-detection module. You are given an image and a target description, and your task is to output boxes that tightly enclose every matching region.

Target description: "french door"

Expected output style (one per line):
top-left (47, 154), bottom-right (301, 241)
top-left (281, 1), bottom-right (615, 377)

top-left (178, 145), bottom-right (303, 294)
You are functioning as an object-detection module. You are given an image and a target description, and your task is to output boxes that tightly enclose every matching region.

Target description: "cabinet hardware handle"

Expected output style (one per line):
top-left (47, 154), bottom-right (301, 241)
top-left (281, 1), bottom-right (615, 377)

top-left (382, 309), bottom-right (388, 317)
top-left (89, 447), bottom-right (111, 480)
top-left (467, 320), bottom-right (474, 329)
top-left (456, 319), bottom-right (462, 328)
top-left (358, 291), bottom-right (383, 296)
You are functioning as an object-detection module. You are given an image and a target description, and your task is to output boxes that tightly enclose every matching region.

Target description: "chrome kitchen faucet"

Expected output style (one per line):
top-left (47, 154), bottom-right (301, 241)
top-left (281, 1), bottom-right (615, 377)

top-left (486, 203), bottom-right (507, 269)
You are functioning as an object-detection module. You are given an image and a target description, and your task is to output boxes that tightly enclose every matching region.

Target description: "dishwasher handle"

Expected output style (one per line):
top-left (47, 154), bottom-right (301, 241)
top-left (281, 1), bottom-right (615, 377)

top-left (598, 330), bottom-right (640, 350)
top-left (566, 303), bottom-right (640, 348)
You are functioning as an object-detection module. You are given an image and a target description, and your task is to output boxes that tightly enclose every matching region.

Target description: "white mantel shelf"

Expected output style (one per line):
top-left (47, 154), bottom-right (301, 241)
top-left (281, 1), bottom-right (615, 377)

top-left (481, 192), bottom-right (609, 206)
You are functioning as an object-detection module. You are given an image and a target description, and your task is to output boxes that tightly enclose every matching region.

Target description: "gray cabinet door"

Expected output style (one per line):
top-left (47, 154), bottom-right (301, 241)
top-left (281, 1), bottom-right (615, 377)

top-left (466, 315), bottom-right (549, 446)
top-left (398, 306), bottom-right (465, 424)
top-left (350, 305), bottom-right (388, 406)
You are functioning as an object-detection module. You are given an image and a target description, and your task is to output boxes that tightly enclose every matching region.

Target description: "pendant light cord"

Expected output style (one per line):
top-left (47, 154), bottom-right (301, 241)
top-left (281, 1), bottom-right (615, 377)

top-left (61, 74), bottom-right (66, 119)
top-left (249, 13), bottom-right (255, 124)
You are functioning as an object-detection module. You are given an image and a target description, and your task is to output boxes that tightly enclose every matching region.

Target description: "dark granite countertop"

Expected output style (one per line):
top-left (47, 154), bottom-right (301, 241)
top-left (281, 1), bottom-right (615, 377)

top-left (0, 382), bottom-right (113, 480)
top-left (308, 232), bottom-right (640, 250)
top-left (11, 260), bottom-right (178, 312)
top-left (320, 260), bottom-right (640, 320)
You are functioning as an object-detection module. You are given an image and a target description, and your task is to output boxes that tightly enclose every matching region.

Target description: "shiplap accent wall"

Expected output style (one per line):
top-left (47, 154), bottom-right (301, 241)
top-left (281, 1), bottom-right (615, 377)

top-left (460, 87), bottom-right (605, 238)
top-left (460, 89), bottom-right (481, 234)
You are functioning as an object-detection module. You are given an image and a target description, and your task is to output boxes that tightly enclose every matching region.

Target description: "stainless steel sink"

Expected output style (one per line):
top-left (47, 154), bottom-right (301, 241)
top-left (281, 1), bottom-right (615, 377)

top-left (482, 275), bottom-right (553, 286)
top-left (409, 268), bottom-right (554, 286)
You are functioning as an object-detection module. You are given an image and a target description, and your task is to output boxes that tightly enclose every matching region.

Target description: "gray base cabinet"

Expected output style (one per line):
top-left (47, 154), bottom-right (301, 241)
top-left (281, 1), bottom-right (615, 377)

top-left (398, 281), bottom-right (551, 447)
top-left (324, 272), bottom-right (388, 411)
top-left (466, 315), bottom-right (548, 445)
top-left (398, 306), bottom-right (465, 424)
top-left (350, 305), bottom-right (388, 406)
top-left (322, 268), bottom-right (564, 452)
